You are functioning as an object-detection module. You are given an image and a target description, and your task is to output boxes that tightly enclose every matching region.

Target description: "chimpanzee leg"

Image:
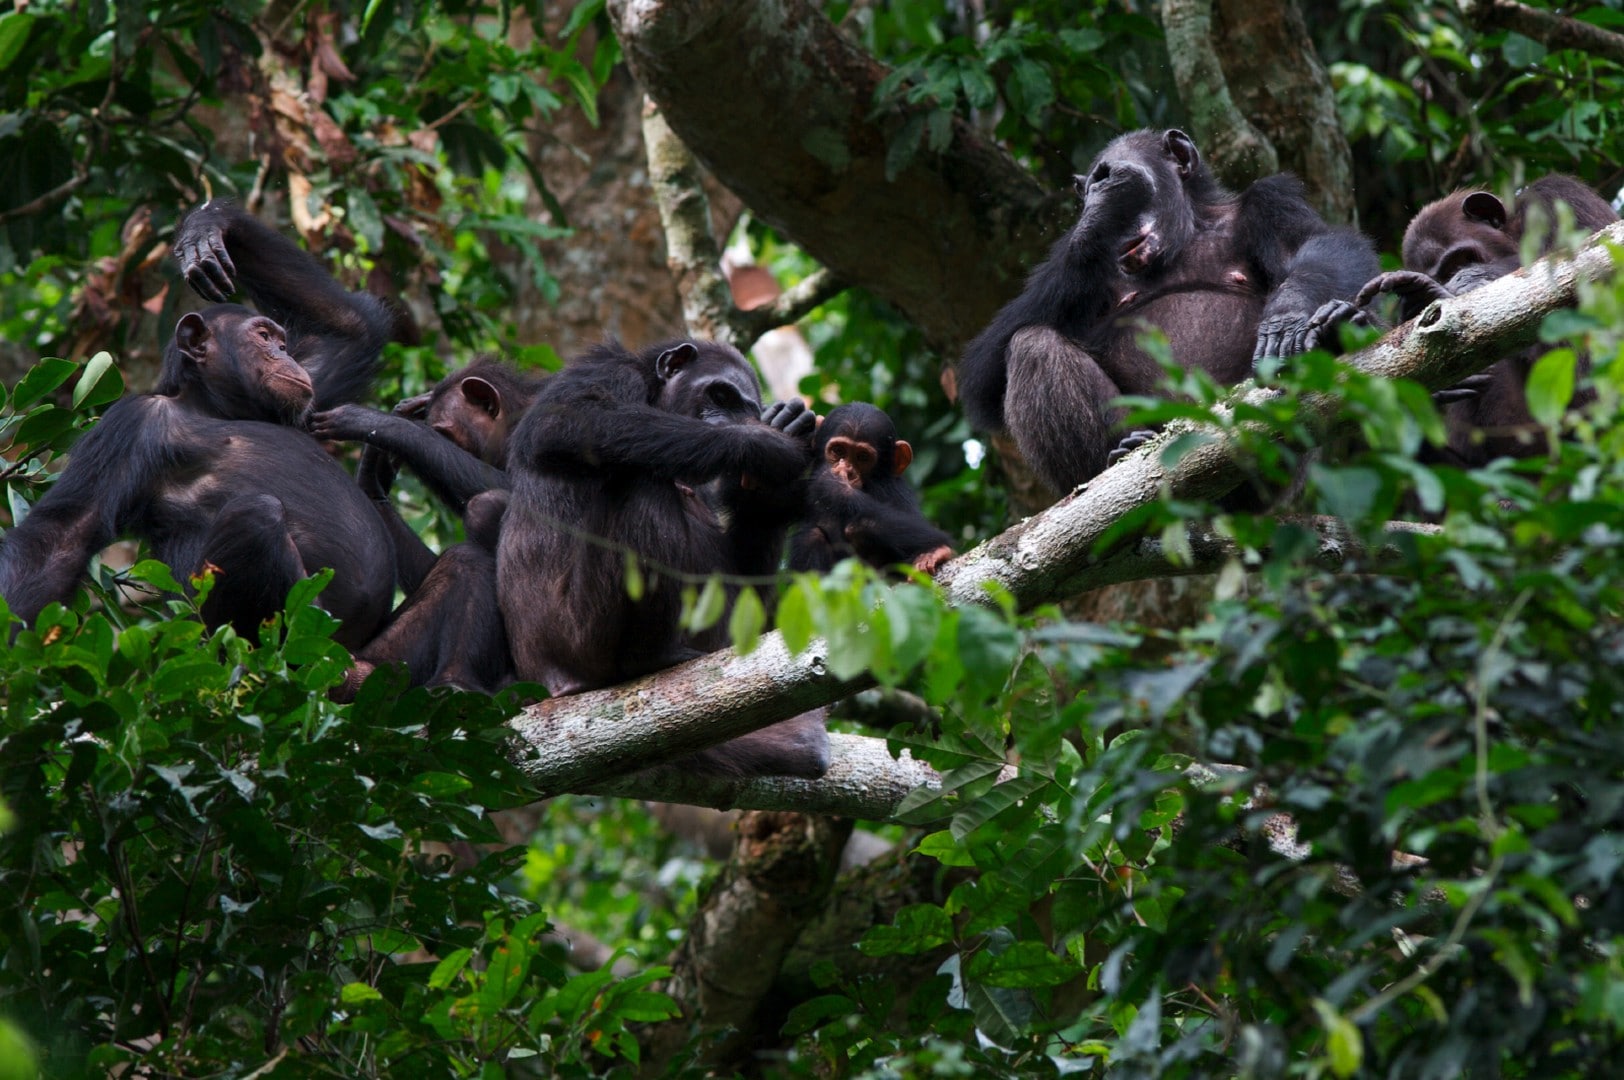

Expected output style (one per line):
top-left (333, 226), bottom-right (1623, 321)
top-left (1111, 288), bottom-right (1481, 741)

top-left (343, 542), bottom-right (511, 701)
top-left (682, 709), bottom-right (831, 779)
top-left (1004, 326), bottom-right (1125, 496)
top-left (196, 494), bottom-right (307, 641)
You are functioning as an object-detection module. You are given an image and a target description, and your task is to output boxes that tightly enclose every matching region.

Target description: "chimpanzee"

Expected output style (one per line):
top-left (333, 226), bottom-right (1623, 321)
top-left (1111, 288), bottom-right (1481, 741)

top-left (0, 201), bottom-right (399, 646)
top-left (309, 357), bottom-right (545, 512)
top-left (958, 128), bottom-right (1380, 496)
top-left (336, 490), bottom-right (513, 700)
top-left (789, 403), bottom-right (954, 575)
top-left (1357, 174), bottom-right (1619, 465)
top-left (498, 338), bottom-right (829, 778)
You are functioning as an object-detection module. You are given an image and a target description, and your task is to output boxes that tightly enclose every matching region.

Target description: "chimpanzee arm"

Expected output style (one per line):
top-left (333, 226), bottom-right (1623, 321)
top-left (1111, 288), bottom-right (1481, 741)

top-left (0, 400), bottom-right (158, 627)
top-left (309, 404), bottom-right (507, 512)
top-left (817, 481), bottom-right (953, 569)
top-left (1239, 177), bottom-right (1380, 359)
top-left (520, 395), bottom-right (808, 489)
top-left (173, 201), bottom-right (396, 407)
top-left (959, 229), bottom-right (1115, 433)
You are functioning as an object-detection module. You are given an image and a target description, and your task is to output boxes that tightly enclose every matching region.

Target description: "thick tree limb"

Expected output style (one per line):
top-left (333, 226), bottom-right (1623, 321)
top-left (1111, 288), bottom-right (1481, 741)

top-left (1461, 0), bottom-right (1624, 66)
top-left (609, 0), bottom-right (1063, 357)
top-left (512, 223), bottom-right (1624, 814)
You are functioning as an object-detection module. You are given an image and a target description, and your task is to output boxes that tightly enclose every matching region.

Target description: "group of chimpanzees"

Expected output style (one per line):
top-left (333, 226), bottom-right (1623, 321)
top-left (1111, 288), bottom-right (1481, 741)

top-left (0, 128), bottom-right (1613, 779)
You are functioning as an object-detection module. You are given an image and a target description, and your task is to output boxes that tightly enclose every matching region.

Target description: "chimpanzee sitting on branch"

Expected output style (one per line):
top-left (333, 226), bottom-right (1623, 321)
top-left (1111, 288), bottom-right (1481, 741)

top-left (0, 202), bottom-right (399, 647)
top-left (958, 128), bottom-right (1379, 496)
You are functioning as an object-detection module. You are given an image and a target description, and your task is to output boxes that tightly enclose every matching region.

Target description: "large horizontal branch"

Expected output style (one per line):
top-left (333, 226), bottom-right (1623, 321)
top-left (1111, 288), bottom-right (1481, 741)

top-left (608, 0), bottom-right (1064, 356)
top-left (510, 222), bottom-right (1624, 813)
top-left (1461, 0), bottom-right (1624, 66)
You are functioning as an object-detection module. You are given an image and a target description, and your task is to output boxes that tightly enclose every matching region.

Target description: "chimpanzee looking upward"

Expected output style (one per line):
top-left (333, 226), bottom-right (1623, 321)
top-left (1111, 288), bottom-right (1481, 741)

top-left (0, 201), bottom-right (398, 645)
top-left (958, 128), bottom-right (1380, 496)
top-left (790, 403), bottom-right (954, 576)
top-left (498, 338), bottom-right (829, 779)
top-left (1356, 174), bottom-right (1619, 465)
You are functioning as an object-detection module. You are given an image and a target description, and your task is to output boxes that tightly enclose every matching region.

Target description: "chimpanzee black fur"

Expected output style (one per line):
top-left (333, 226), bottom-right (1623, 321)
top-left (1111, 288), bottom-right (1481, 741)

top-left (0, 201), bottom-right (398, 647)
top-left (790, 403), bottom-right (953, 575)
top-left (498, 338), bottom-right (828, 779)
top-left (959, 128), bottom-right (1379, 495)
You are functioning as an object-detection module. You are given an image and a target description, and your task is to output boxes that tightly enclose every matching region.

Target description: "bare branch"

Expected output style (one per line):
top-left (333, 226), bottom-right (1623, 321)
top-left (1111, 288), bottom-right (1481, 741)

top-left (733, 267), bottom-right (848, 341)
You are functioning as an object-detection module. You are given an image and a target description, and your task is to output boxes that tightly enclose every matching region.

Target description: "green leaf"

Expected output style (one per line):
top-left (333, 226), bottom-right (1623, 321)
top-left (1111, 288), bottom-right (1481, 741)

top-left (72, 352), bottom-right (122, 409)
top-left (858, 904), bottom-right (954, 957)
top-left (0, 12), bottom-right (37, 72)
top-left (964, 940), bottom-right (1077, 988)
top-left (624, 552), bottom-right (644, 600)
top-left (429, 948), bottom-right (474, 990)
top-left (1313, 998), bottom-right (1364, 1077)
top-left (914, 829), bottom-right (976, 867)
top-left (340, 982), bottom-right (384, 1006)
top-left (683, 576), bottom-right (726, 634)
top-left (728, 585), bottom-right (765, 655)
top-left (1526, 348), bottom-right (1576, 428)
top-left (11, 358), bottom-right (78, 411)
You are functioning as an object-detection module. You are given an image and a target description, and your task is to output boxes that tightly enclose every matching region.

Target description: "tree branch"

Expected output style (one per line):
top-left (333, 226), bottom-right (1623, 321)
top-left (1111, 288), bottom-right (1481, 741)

top-left (510, 222), bottom-right (1624, 814)
top-left (642, 98), bottom-right (737, 342)
top-left (609, 0), bottom-right (1063, 357)
top-left (1461, 0), bottom-right (1624, 66)
top-left (1161, 0), bottom-right (1280, 187)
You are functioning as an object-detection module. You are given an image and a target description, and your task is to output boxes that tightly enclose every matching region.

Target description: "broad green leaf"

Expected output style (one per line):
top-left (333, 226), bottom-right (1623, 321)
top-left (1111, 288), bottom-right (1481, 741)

top-left (1526, 348), bottom-right (1576, 428)
top-left (10, 357), bottom-right (75, 411)
top-left (1313, 998), bottom-right (1364, 1078)
top-left (728, 585), bottom-right (764, 655)
top-left (965, 940), bottom-right (1078, 988)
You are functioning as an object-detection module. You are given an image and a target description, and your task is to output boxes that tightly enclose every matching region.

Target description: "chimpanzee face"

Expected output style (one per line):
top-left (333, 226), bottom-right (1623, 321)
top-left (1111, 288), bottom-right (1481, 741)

top-left (1071, 128), bottom-right (1202, 275)
top-left (1402, 192), bottom-right (1518, 297)
top-left (654, 342), bottom-right (765, 427)
top-left (171, 308), bottom-right (314, 425)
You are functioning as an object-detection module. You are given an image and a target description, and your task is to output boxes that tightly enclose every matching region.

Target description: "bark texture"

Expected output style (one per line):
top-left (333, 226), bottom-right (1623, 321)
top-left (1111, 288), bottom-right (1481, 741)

top-left (1461, 0), bottom-right (1624, 65)
top-left (607, 0), bottom-right (1066, 358)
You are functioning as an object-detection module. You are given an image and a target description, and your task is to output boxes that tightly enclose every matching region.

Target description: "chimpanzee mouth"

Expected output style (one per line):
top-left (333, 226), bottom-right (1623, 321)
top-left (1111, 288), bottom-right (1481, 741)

top-left (1119, 228), bottom-right (1156, 274)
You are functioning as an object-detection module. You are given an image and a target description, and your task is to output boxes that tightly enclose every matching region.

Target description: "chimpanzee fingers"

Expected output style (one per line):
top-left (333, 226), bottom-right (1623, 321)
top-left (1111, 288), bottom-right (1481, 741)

top-left (1107, 428), bottom-right (1158, 466)
top-left (392, 392), bottom-right (433, 419)
top-left (1432, 371), bottom-right (1495, 405)
top-left (307, 404), bottom-right (374, 442)
top-left (912, 545), bottom-right (954, 576)
top-left (763, 398), bottom-right (817, 442)
top-left (1355, 271), bottom-right (1451, 311)
top-left (1253, 314), bottom-right (1304, 360)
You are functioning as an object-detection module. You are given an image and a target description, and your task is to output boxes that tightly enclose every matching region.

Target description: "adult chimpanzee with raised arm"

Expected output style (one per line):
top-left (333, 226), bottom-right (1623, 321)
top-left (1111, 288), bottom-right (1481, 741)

top-left (790, 403), bottom-right (954, 576)
top-left (1356, 174), bottom-right (1619, 465)
top-left (0, 201), bottom-right (399, 646)
top-left (959, 128), bottom-right (1380, 496)
top-left (498, 338), bottom-right (829, 779)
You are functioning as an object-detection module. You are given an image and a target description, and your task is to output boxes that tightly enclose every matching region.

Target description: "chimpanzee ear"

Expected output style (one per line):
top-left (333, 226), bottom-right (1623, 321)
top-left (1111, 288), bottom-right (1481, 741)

top-left (461, 376), bottom-right (502, 418)
top-left (654, 342), bottom-right (700, 381)
top-left (1463, 192), bottom-right (1508, 229)
top-left (1164, 130), bottom-right (1200, 176)
top-left (892, 439), bottom-right (914, 476)
top-left (174, 312), bottom-right (213, 366)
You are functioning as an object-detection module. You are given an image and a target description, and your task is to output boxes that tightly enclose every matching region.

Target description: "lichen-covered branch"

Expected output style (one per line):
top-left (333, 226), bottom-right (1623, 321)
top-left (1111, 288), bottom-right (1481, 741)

top-left (1461, 0), bottom-right (1624, 66)
top-left (642, 99), bottom-right (737, 342)
top-left (1161, 0), bottom-right (1280, 187)
top-left (509, 222), bottom-right (1624, 815)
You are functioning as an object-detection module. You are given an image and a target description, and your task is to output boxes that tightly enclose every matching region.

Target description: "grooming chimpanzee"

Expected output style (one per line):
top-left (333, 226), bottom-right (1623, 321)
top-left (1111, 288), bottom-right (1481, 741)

top-left (1357, 174), bottom-right (1619, 465)
top-left (0, 201), bottom-right (399, 647)
top-left (790, 403), bottom-right (954, 575)
top-left (309, 357), bottom-right (545, 512)
top-left (498, 338), bottom-right (829, 778)
top-left (310, 358), bottom-right (545, 593)
top-left (959, 128), bottom-right (1380, 496)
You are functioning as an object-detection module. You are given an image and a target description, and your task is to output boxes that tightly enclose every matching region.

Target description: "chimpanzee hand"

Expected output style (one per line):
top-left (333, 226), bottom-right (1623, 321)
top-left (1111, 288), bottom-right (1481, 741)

top-left (1432, 371), bottom-right (1496, 406)
top-left (762, 399), bottom-right (818, 446)
top-left (1106, 428), bottom-right (1160, 468)
top-left (1078, 163), bottom-right (1155, 239)
top-left (1354, 270), bottom-right (1454, 312)
top-left (912, 545), bottom-right (954, 576)
top-left (173, 206), bottom-right (239, 304)
top-left (308, 403), bottom-right (393, 443)
top-left (1253, 311), bottom-right (1333, 361)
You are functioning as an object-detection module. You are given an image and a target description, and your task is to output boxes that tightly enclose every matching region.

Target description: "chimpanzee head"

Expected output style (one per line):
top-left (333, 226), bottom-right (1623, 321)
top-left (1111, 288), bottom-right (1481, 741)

top-left (1071, 128), bottom-right (1212, 276)
top-left (1401, 191), bottom-right (1519, 300)
top-left (816, 403), bottom-right (912, 490)
top-left (158, 305), bottom-right (315, 425)
top-left (650, 340), bottom-right (765, 426)
top-left (422, 360), bottom-right (544, 467)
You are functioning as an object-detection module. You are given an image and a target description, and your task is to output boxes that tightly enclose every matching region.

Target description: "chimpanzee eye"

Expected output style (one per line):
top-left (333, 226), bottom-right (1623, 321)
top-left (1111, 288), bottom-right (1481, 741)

top-left (709, 384), bottom-right (740, 407)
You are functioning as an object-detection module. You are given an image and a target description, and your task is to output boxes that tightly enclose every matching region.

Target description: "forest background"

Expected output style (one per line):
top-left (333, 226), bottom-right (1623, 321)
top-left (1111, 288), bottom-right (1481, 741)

top-left (4, 0), bottom-right (1624, 1076)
